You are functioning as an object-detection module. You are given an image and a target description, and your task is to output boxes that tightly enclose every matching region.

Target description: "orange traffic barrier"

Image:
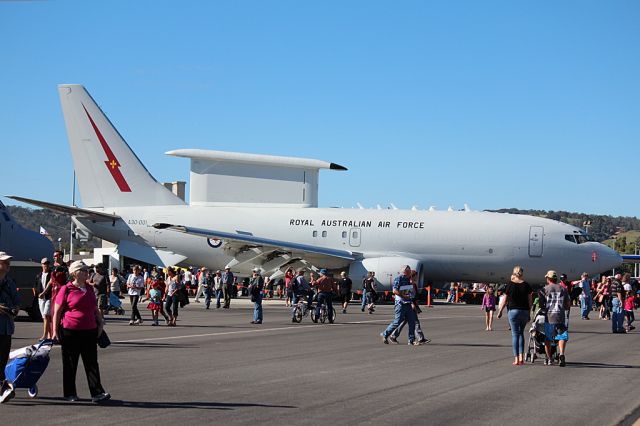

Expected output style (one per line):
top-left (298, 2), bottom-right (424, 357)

top-left (426, 285), bottom-right (432, 307)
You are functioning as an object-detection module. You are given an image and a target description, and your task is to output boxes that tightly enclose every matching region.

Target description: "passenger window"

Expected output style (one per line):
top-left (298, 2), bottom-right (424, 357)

top-left (352, 231), bottom-right (358, 239)
top-left (342, 231), bottom-right (347, 238)
top-left (313, 231), bottom-right (318, 237)
top-left (322, 231), bottom-right (327, 238)
top-left (565, 235), bottom-right (576, 244)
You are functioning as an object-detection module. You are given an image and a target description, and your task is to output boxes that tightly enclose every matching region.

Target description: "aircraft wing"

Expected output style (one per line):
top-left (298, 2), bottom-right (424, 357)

top-left (7, 196), bottom-right (120, 222)
top-left (153, 223), bottom-right (361, 265)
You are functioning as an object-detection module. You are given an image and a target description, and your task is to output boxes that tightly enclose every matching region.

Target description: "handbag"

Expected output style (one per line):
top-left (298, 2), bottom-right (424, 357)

top-left (97, 330), bottom-right (111, 348)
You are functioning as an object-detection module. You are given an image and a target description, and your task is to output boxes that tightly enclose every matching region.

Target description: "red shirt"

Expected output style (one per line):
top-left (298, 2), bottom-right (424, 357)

top-left (56, 283), bottom-right (98, 330)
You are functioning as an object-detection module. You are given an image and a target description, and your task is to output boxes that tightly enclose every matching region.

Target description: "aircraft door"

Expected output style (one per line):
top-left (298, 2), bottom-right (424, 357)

top-left (529, 226), bottom-right (544, 257)
top-left (349, 228), bottom-right (361, 247)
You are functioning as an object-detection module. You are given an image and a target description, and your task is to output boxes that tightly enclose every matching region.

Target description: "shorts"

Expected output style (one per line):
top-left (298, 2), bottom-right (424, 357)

top-left (97, 294), bottom-right (108, 310)
top-left (38, 299), bottom-right (51, 317)
top-left (341, 293), bottom-right (350, 304)
top-left (544, 322), bottom-right (569, 342)
top-left (484, 307), bottom-right (495, 312)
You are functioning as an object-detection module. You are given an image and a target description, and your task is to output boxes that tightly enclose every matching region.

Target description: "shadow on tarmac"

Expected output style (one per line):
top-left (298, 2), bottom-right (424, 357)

top-left (429, 343), bottom-right (510, 348)
top-left (567, 362), bottom-right (640, 369)
top-left (111, 341), bottom-right (198, 349)
top-left (9, 396), bottom-right (297, 410)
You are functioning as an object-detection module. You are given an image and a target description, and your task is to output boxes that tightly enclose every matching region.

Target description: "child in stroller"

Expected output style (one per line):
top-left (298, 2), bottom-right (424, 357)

top-left (525, 309), bottom-right (559, 364)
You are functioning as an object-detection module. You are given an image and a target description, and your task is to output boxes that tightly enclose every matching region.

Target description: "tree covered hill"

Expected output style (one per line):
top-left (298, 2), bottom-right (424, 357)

top-left (6, 205), bottom-right (100, 254)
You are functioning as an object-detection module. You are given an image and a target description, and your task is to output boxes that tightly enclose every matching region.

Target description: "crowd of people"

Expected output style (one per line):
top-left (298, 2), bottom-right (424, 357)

top-left (0, 247), bottom-right (637, 404)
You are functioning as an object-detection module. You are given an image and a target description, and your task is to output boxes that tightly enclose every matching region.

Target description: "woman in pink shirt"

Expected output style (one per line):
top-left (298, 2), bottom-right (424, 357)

top-left (52, 261), bottom-right (110, 403)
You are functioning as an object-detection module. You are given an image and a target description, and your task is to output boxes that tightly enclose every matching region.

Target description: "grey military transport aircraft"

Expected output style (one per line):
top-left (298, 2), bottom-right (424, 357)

top-left (9, 85), bottom-right (622, 290)
top-left (0, 200), bottom-right (53, 262)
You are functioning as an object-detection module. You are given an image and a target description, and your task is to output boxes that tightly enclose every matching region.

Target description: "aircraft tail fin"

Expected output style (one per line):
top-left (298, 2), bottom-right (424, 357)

top-left (58, 84), bottom-right (185, 208)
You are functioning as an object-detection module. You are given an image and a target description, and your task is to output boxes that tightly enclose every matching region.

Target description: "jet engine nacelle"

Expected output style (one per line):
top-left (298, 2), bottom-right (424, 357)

top-left (349, 257), bottom-right (423, 291)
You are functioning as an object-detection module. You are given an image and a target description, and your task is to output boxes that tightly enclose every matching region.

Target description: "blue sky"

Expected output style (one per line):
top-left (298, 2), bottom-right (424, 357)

top-left (1, 1), bottom-right (638, 217)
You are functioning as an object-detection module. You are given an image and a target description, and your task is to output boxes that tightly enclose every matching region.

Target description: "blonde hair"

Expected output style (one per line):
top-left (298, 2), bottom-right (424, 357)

top-left (511, 266), bottom-right (524, 281)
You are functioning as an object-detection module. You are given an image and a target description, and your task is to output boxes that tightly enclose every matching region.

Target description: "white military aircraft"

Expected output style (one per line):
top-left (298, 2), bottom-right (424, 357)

top-left (9, 85), bottom-right (622, 289)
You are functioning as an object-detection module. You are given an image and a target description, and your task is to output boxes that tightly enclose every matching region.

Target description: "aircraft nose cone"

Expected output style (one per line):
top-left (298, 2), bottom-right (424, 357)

top-left (597, 244), bottom-right (623, 270)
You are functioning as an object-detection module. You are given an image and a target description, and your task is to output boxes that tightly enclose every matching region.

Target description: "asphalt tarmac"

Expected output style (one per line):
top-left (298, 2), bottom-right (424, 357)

top-left (3, 298), bottom-right (640, 425)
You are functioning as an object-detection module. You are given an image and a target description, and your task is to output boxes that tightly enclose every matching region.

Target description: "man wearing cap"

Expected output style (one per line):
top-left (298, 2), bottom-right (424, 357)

top-left (212, 270), bottom-right (223, 308)
top-left (539, 270), bottom-right (570, 366)
top-left (314, 269), bottom-right (337, 323)
top-left (221, 267), bottom-right (234, 309)
top-left (249, 269), bottom-right (264, 324)
top-left (195, 267), bottom-right (208, 305)
top-left (381, 265), bottom-right (417, 345)
top-left (578, 273), bottom-right (592, 320)
top-left (36, 258), bottom-right (54, 341)
top-left (292, 270), bottom-right (313, 322)
top-left (0, 252), bottom-right (19, 403)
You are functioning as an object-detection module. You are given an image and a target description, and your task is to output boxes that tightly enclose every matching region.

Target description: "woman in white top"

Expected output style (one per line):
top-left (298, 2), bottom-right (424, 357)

top-left (164, 267), bottom-right (180, 326)
top-left (126, 265), bottom-right (145, 325)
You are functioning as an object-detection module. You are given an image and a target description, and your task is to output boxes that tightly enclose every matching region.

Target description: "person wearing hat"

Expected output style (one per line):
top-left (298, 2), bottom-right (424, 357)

top-left (578, 273), bottom-right (593, 320)
top-left (194, 267), bottom-right (208, 304)
top-left (36, 257), bottom-right (54, 341)
top-left (212, 270), bottom-right (223, 308)
top-left (381, 265), bottom-right (417, 344)
top-left (51, 260), bottom-right (110, 402)
top-left (249, 268), bottom-right (264, 324)
top-left (221, 267), bottom-right (234, 309)
top-left (313, 269), bottom-right (338, 323)
top-left (538, 270), bottom-right (570, 366)
top-left (0, 252), bottom-right (19, 403)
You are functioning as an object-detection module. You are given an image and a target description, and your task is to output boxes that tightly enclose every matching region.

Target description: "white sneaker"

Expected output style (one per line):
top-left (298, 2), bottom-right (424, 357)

top-left (0, 382), bottom-right (15, 404)
top-left (134, 319), bottom-right (142, 325)
top-left (129, 320), bottom-right (135, 325)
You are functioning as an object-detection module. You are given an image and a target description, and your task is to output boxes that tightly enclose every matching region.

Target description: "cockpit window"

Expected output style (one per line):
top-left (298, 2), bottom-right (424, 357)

top-left (575, 234), bottom-right (592, 244)
top-left (566, 234), bottom-right (592, 244)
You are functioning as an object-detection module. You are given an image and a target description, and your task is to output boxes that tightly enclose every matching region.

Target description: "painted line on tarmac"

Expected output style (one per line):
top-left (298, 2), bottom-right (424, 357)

top-left (112, 315), bottom-right (479, 344)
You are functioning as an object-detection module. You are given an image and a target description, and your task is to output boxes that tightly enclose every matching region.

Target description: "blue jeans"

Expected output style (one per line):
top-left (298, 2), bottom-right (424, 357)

top-left (253, 294), bottom-right (263, 322)
top-left (611, 297), bottom-right (624, 332)
top-left (316, 292), bottom-right (334, 322)
top-left (580, 296), bottom-right (592, 319)
top-left (203, 287), bottom-right (212, 308)
top-left (165, 295), bottom-right (179, 317)
top-left (361, 291), bottom-right (367, 311)
top-left (383, 303), bottom-right (416, 342)
top-left (215, 289), bottom-right (223, 308)
top-left (508, 309), bottom-right (529, 356)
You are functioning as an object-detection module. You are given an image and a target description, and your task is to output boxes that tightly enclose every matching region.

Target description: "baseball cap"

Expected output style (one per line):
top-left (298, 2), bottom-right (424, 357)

top-left (545, 270), bottom-right (558, 280)
top-left (41, 257), bottom-right (50, 264)
top-left (0, 252), bottom-right (13, 261)
top-left (319, 268), bottom-right (328, 275)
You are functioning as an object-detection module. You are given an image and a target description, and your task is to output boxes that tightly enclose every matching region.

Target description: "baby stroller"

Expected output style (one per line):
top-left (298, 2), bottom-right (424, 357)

top-left (107, 292), bottom-right (125, 315)
top-left (4, 339), bottom-right (54, 398)
top-left (525, 309), bottom-right (559, 364)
